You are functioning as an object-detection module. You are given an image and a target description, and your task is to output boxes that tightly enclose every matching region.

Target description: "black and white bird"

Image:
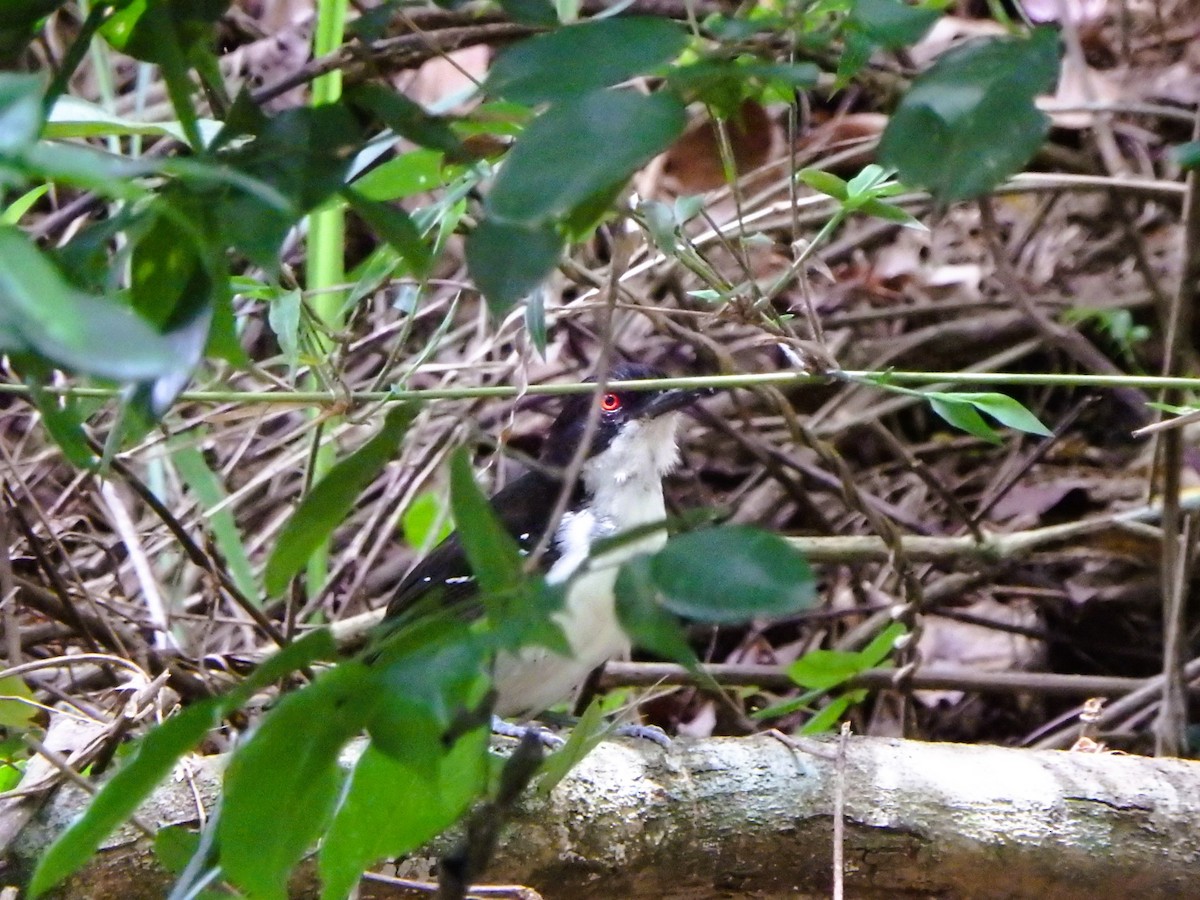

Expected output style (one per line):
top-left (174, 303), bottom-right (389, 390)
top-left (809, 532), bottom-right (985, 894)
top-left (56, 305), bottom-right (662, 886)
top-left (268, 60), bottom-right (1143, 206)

top-left (385, 363), bottom-right (707, 719)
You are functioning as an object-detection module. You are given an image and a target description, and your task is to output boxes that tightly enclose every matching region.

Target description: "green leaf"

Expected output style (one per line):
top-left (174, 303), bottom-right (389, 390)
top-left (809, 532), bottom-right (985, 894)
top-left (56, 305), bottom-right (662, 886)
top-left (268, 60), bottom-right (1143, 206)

top-left (219, 664), bottom-right (375, 900)
top-left (367, 616), bottom-right (492, 758)
top-left (1171, 140), bottom-right (1200, 170)
top-left (343, 188), bottom-right (432, 277)
top-left (957, 392), bottom-right (1053, 437)
top-left (649, 525), bottom-right (816, 623)
top-left (926, 391), bottom-right (1052, 438)
top-left (800, 689), bottom-right (867, 735)
top-left (401, 490), bottom-right (452, 550)
top-left (345, 84), bottom-right (462, 155)
top-left (171, 438), bottom-right (260, 605)
top-left (230, 629), bottom-right (340, 706)
top-left (525, 288), bottom-right (548, 356)
top-left (788, 650), bottom-right (869, 691)
top-left (267, 288), bottom-right (301, 375)
top-left (152, 824), bottom-right (198, 876)
top-left (0, 183), bottom-right (49, 225)
top-left (928, 396), bottom-right (1001, 443)
top-left (798, 168), bottom-right (849, 201)
top-left (46, 95), bottom-right (222, 143)
top-left (0, 676), bottom-right (36, 728)
top-left (0, 72), bottom-right (45, 156)
top-left (465, 217), bottom-right (563, 315)
top-left (447, 446), bottom-right (523, 597)
top-left (24, 379), bottom-right (97, 469)
top-left (486, 89), bottom-right (687, 227)
top-left (858, 197), bottom-right (926, 230)
top-left (30, 700), bottom-right (222, 897)
top-left (534, 694), bottom-right (608, 795)
top-left (318, 728), bottom-right (489, 900)
top-left (878, 28), bottom-right (1060, 202)
top-left (485, 18), bottom-right (687, 105)
top-left (264, 404), bottom-right (417, 595)
top-left (614, 557), bottom-right (700, 667)
top-left (858, 621), bottom-right (907, 668)
top-left (0, 226), bottom-right (178, 382)
top-left (851, 0), bottom-right (941, 49)
top-left (352, 148), bottom-right (443, 201)
top-left (497, 0), bottom-right (559, 26)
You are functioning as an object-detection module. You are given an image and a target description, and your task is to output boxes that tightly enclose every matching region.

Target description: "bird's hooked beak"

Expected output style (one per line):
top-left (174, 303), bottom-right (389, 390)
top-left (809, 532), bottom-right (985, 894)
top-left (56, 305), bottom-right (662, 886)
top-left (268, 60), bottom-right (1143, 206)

top-left (637, 385), bottom-right (714, 420)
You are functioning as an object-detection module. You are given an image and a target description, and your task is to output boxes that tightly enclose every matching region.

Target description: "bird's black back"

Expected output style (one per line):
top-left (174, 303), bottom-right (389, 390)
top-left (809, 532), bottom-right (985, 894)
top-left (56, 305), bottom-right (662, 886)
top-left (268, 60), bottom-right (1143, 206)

top-left (384, 468), bottom-right (579, 620)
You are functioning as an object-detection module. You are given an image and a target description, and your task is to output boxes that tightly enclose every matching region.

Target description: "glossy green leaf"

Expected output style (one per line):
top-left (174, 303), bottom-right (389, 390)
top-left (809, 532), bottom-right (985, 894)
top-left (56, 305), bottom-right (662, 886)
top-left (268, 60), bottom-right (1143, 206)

top-left (950, 391), bottom-right (1053, 437)
top-left (46, 95), bottom-right (222, 143)
top-left (264, 404), bottom-right (417, 595)
top-left (928, 396), bottom-right (1001, 443)
top-left (219, 664), bottom-right (375, 900)
top-left (486, 90), bottom-right (687, 227)
top-left (878, 28), bottom-right (1060, 201)
top-left (485, 18), bottom-right (686, 105)
top-left (0, 226), bottom-right (178, 382)
top-left (465, 217), bottom-right (563, 315)
top-left (649, 525), bottom-right (816, 623)
top-left (367, 617), bottom-right (492, 759)
top-left (0, 72), bottom-right (45, 156)
top-left (29, 700), bottom-right (222, 897)
top-left (343, 188), bottom-right (432, 277)
top-left (858, 197), bottom-right (926, 230)
top-left (318, 728), bottom-right (489, 900)
top-left (851, 0), bottom-right (941, 49)
top-left (927, 391), bottom-right (1051, 439)
top-left (352, 149), bottom-right (443, 201)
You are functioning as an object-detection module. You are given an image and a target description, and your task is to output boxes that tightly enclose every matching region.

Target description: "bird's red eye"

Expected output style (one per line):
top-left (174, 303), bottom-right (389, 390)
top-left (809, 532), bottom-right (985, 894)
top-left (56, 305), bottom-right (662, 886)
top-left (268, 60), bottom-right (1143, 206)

top-left (600, 393), bottom-right (621, 412)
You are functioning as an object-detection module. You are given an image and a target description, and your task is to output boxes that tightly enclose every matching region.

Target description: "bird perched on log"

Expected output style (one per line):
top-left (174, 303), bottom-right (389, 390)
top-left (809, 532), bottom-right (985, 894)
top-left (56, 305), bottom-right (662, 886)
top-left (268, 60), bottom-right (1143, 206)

top-left (385, 362), bottom-right (708, 720)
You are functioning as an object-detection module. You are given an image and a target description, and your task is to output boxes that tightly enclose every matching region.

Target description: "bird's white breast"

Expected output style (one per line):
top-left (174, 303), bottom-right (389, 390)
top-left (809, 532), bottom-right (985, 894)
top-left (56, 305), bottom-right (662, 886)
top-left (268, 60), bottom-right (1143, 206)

top-left (492, 412), bottom-right (683, 716)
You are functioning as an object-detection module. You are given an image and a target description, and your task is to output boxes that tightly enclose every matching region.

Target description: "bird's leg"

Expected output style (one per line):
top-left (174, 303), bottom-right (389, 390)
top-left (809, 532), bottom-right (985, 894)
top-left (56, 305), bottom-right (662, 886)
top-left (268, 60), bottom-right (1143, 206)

top-left (490, 715), bottom-right (565, 749)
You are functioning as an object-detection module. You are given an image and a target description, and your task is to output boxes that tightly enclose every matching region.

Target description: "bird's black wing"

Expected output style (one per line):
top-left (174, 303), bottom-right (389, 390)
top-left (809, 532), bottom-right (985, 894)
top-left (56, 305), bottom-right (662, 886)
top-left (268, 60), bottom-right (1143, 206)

top-left (384, 469), bottom-right (572, 620)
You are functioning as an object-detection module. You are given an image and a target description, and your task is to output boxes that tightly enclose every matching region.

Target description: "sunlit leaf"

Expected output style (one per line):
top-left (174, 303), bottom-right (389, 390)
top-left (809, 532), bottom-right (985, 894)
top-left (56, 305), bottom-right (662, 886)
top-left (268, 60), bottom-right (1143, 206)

top-left (318, 728), bottom-right (489, 900)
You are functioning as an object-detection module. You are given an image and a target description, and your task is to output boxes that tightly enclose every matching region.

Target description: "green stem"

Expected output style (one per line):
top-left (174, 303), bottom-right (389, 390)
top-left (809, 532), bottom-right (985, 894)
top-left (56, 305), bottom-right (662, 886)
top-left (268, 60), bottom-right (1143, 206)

top-left (303, 0), bottom-right (350, 599)
top-left (8, 369), bottom-right (1200, 407)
